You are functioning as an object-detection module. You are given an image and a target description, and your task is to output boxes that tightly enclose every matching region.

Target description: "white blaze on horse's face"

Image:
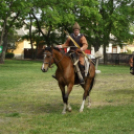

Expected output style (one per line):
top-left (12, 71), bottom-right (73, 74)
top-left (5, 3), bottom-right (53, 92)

top-left (41, 51), bottom-right (52, 72)
top-left (41, 52), bottom-right (49, 72)
top-left (44, 53), bottom-right (47, 58)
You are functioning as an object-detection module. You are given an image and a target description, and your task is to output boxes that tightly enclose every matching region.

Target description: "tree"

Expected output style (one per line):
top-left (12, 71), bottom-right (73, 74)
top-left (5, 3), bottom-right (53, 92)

top-left (0, 0), bottom-right (32, 63)
top-left (1, 0), bottom-right (134, 64)
top-left (78, 0), bottom-right (134, 64)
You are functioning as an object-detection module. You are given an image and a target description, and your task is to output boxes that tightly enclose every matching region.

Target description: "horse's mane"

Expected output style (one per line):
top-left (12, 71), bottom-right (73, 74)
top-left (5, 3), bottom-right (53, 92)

top-left (53, 47), bottom-right (61, 52)
top-left (44, 46), bottom-right (66, 55)
top-left (53, 47), bottom-right (66, 55)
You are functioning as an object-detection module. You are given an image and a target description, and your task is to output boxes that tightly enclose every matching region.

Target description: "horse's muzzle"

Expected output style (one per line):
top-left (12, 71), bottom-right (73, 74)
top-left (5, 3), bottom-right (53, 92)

top-left (41, 68), bottom-right (48, 72)
top-left (41, 64), bottom-right (48, 72)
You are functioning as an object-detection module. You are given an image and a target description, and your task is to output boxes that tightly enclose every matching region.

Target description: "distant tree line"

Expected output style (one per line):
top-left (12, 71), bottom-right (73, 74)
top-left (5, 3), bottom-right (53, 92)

top-left (0, 0), bottom-right (134, 63)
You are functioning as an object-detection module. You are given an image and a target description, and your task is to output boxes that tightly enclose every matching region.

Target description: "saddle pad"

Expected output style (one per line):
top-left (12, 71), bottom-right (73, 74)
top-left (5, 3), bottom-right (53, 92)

top-left (85, 57), bottom-right (90, 77)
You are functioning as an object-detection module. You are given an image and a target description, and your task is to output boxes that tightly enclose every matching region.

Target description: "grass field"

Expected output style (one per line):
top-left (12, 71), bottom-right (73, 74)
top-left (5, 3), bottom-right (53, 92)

top-left (0, 60), bottom-right (134, 134)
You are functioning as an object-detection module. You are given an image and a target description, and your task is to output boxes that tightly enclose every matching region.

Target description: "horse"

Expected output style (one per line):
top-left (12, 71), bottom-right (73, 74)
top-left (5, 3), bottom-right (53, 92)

top-left (41, 47), bottom-right (95, 114)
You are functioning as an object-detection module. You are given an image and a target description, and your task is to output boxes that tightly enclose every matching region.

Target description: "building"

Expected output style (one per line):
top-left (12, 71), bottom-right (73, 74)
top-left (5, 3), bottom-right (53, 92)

top-left (7, 26), bottom-right (36, 59)
top-left (120, 44), bottom-right (134, 53)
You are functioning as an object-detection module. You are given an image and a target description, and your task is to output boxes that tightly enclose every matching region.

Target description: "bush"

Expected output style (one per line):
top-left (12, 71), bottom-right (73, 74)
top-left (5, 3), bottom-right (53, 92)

top-left (6, 53), bottom-right (14, 59)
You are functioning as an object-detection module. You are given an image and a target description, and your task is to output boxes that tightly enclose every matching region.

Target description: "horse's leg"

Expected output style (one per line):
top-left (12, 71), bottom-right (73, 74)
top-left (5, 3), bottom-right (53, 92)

top-left (65, 83), bottom-right (73, 112)
top-left (87, 77), bottom-right (95, 108)
top-left (86, 83), bottom-right (92, 108)
top-left (80, 78), bottom-right (92, 112)
top-left (82, 84), bottom-right (91, 108)
top-left (66, 103), bottom-right (72, 112)
top-left (59, 83), bottom-right (67, 114)
top-left (62, 92), bottom-right (67, 114)
top-left (87, 93), bottom-right (91, 108)
top-left (79, 63), bottom-right (95, 112)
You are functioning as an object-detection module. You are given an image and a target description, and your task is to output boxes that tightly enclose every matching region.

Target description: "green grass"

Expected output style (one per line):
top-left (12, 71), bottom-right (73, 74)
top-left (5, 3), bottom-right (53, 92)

top-left (0, 60), bottom-right (134, 134)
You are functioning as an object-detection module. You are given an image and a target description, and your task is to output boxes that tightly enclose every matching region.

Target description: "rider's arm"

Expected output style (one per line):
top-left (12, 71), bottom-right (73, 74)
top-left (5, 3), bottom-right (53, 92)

top-left (80, 36), bottom-right (88, 51)
top-left (62, 38), bottom-right (70, 47)
top-left (57, 38), bottom-right (70, 48)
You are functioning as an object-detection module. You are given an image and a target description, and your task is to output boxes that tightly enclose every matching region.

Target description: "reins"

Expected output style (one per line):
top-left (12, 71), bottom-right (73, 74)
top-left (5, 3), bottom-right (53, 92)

top-left (43, 48), bottom-right (65, 68)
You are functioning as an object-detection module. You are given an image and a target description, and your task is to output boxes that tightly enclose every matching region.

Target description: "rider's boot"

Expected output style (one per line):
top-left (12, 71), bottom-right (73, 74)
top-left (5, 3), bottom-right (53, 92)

top-left (79, 64), bottom-right (85, 78)
top-left (75, 64), bottom-right (85, 85)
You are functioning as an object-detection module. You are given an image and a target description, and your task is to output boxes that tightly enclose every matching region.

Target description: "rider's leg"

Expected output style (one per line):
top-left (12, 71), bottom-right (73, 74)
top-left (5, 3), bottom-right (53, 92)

top-left (72, 54), bottom-right (85, 84)
top-left (79, 56), bottom-right (85, 78)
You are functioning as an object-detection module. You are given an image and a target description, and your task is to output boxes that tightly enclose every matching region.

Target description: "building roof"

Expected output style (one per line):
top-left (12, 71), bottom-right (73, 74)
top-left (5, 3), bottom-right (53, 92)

top-left (16, 25), bottom-right (36, 36)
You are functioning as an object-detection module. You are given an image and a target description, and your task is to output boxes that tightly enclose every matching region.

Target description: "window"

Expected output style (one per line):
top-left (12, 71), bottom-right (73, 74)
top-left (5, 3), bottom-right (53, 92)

top-left (112, 47), bottom-right (117, 53)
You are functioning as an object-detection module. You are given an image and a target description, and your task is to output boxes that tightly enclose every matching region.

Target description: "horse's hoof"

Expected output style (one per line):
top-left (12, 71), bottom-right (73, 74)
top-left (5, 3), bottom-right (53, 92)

top-left (62, 111), bottom-right (66, 114)
top-left (79, 109), bottom-right (83, 113)
top-left (87, 104), bottom-right (91, 108)
top-left (67, 107), bottom-right (72, 112)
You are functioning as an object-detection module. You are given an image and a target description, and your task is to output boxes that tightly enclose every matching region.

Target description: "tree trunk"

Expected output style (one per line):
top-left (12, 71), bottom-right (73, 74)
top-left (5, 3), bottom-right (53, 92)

top-left (35, 42), bottom-right (39, 59)
top-left (0, 18), bottom-right (7, 46)
top-left (32, 12), bottom-right (46, 41)
top-left (0, 11), bottom-right (20, 63)
top-left (103, 44), bottom-right (107, 64)
top-left (29, 14), bottom-right (34, 59)
top-left (0, 33), bottom-right (8, 64)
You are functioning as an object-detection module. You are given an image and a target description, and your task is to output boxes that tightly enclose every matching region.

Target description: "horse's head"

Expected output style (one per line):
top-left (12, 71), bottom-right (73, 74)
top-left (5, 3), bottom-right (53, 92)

top-left (41, 47), bottom-right (54, 72)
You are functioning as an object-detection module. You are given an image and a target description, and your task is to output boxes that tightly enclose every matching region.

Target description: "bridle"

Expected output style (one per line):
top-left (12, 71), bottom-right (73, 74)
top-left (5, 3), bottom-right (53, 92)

top-left (43, 52), bottom-right (53, 68)
top-left (43, 49), bottom-right (65, 68)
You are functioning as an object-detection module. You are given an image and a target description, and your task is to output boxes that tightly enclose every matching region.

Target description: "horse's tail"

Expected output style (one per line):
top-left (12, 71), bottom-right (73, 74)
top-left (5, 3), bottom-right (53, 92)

top-left (90, 77), bottom-right (95, 90)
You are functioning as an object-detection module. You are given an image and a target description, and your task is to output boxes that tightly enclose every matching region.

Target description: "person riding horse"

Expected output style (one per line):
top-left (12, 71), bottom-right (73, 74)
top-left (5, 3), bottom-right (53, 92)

top-left (55, 22), bottom-right (88, 84)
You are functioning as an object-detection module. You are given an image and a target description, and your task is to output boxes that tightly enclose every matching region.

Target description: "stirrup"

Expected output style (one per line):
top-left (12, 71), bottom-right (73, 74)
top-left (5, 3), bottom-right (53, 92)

top-left (73, 60), bottom-right (79, 66)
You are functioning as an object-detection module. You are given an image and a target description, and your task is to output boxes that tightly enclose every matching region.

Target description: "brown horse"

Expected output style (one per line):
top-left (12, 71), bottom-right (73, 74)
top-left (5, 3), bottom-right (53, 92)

top-left (41, 47), bottom-right (95, 114)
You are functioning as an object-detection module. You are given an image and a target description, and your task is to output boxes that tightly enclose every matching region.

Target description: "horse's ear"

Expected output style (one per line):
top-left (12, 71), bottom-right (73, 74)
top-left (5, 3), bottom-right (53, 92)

top-left (42, 45), bottom-right (46, 52)
top-left (43, 45), bottom-right (51, 52)
top-left (42, 45), bottom-right (46, 50)
top-left (44, 46), bottom-right (52, 52)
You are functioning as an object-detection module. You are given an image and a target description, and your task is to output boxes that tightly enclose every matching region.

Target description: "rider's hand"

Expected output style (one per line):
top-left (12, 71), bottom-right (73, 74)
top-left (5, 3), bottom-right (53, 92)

top-left (56, 45), bottom-right (62, 48)
top-left (76, 48), bottom-right (82, 52)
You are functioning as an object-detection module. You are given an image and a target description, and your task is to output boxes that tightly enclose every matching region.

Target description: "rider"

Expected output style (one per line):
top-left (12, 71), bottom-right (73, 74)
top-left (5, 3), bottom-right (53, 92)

top-left (56, 22), bottom-right (88, 84)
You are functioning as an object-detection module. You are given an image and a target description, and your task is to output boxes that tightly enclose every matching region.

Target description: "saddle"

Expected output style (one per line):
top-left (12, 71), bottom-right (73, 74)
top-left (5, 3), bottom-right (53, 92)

top-left (52, 50), bottom-right (90, 85)
top-left (69, 52), bottom-right (90, 77)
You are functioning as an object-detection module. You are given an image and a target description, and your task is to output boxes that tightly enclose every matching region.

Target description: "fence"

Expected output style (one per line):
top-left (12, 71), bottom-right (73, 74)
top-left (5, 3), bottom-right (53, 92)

top-left (24, 48), bottom-right (91, 60)
top-left (24, 49), bottom-right (132, 65)
top-left (99, 53), bottom-right (132, 65)
top-left (24, 49), bottom-right (43, 59)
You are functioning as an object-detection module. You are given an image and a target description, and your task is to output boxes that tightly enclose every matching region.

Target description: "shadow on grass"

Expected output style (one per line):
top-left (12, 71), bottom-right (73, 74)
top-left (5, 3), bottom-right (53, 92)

top-left (26, 102), bottom-right (81, 114)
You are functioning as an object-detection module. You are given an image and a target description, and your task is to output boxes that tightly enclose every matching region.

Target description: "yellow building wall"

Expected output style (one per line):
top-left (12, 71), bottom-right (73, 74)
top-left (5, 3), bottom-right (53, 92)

top-left (14, 41), bottom-right (24, 54)
top-left (120, 45), bottom-right (134, 53)
top-left (127, 46), bottom-right (134, 52)
top-left (7, 39), bottom-right (36, 59)
top-left (8, 41), bottom-right (24, 54)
